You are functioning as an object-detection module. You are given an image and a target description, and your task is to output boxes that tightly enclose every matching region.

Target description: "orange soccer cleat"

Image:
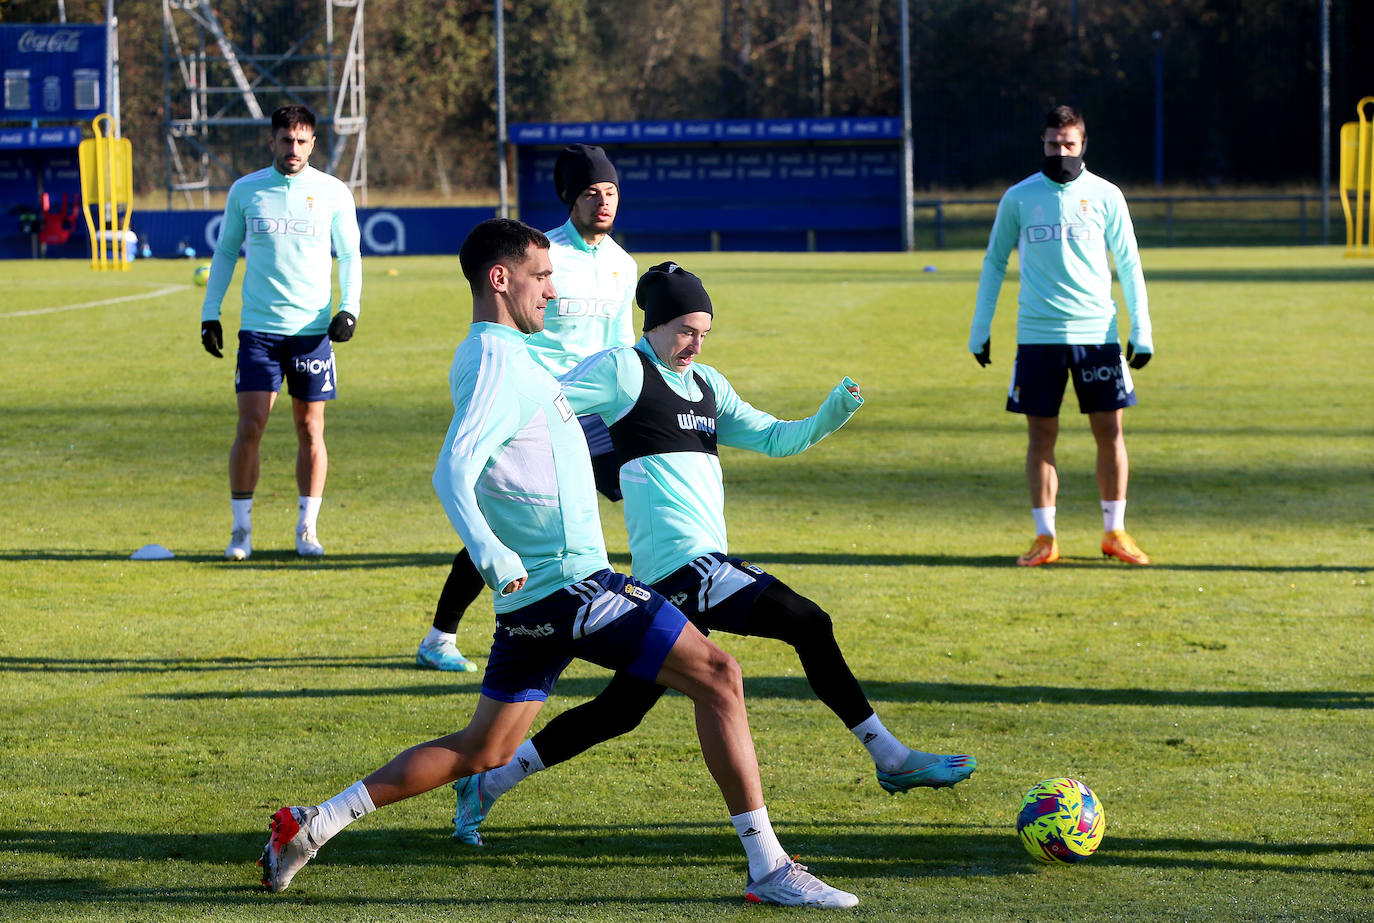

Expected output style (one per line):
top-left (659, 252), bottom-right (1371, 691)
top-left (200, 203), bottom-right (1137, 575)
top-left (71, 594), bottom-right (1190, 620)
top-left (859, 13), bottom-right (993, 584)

top-left (1102, 529), bottom-right (1150, 565)
top-left (1016, 534), bottom-right (1060, 567)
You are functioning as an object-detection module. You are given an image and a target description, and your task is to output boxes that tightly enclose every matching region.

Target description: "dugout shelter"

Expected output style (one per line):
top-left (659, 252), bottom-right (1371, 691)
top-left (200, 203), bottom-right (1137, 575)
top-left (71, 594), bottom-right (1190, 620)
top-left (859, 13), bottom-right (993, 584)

top-left (512, 117), bottom-right (904, 252)
top-left (1, 23), bottom-right (114, 260)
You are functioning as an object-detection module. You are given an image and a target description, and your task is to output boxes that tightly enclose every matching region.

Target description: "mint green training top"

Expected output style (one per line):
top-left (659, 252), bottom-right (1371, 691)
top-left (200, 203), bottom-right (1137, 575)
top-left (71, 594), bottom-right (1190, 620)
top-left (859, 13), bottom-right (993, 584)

top-left (433, 322), bottom-right (611, 612)
top-left (560, 338), bottom-right (863, 584)
top-left (970, 168), bottom-right (1152, 354)
top-left (200, 164), bottom-right (362, 335)
top-left (524, 218), bottom-right (638, 376)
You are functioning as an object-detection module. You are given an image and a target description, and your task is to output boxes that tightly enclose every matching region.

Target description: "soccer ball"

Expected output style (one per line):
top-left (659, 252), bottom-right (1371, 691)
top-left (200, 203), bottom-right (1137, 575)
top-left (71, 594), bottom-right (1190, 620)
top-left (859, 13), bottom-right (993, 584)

top-left (1016, 777), bottom-right (1104, 863)
top-left (193, 263), bottom-right (211, 286)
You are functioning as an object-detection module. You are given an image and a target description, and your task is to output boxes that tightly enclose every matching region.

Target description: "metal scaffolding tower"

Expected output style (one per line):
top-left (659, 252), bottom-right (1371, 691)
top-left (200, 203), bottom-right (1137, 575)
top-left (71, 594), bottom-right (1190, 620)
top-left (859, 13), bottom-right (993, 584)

top-left (161, 0), bottom-right (367, 207)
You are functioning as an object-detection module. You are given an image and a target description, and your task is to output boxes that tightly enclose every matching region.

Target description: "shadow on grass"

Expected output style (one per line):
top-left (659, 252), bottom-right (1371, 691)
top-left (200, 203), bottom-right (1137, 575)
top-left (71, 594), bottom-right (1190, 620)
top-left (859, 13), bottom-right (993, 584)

top-left (0, 822), bottom-right (1369, 910)
top-left (4, 548), bottom-right (1369, 574)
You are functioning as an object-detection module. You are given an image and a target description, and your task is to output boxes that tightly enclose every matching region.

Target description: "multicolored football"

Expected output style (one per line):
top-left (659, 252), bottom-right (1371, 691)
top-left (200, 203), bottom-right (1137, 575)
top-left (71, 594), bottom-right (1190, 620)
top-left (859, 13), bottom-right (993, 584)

top-left (1016, 777), bottom-right (1104, 863)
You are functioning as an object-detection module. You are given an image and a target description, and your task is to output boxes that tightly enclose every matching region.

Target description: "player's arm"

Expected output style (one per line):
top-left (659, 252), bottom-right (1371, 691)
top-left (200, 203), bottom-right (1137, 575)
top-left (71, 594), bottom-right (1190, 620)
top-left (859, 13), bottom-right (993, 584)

top-left (199, 187), bottom-right (247, 356)
top-left (328, 187), bottom-right (363, 341)
top-left (1104, 189), bottom-right (1153, 366)
top-left (713, 369), bottom-right (863, 457)
top-left (558, 346), bottom-right (642, 421)
top-left (969, 190), bottom-right (1020, 362)
top-left (432, 354), bottom-right (528, 595)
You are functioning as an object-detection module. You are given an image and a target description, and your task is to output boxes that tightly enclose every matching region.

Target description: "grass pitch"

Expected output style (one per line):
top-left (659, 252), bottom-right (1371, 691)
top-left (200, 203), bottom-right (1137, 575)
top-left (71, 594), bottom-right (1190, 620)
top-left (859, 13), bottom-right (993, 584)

top-left (1, 246), bottom-right (1371, 922)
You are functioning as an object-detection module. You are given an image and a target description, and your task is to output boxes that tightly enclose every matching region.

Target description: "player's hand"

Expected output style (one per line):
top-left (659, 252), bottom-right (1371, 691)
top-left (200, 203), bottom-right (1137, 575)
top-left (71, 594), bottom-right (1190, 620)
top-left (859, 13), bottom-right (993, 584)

top-left (201, 319), bottom-right (223, 358)
top-left (974, 338), bottom-right (991, 367)
top-left (328, 310), bottom-right (357, 342)
top-left (846, 383), bottom-right (860, 397)
top-left (1127, 342), bottom-right (1151, 369)
top-left (501, 576), bottom-right (526, 595)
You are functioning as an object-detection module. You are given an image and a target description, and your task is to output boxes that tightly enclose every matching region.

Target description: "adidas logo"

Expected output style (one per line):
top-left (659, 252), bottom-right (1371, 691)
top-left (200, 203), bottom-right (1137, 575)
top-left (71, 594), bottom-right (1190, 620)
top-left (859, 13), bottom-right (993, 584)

top-left (862, 733), bottom-right (878, 744)
top-left (740, 826), bottom-right (761, 838)
top-left (349, 808), bottom-right (362, 819)
top-left (518, 757), bottom-right (531, 773)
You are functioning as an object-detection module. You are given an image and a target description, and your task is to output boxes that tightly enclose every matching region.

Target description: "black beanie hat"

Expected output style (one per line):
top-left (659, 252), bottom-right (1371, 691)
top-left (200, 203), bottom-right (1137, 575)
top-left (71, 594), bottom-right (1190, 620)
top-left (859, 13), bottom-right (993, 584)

top-left (554, 144), bottom-right (619, 207)
top-left (636, 262), bottom-right (713, 332)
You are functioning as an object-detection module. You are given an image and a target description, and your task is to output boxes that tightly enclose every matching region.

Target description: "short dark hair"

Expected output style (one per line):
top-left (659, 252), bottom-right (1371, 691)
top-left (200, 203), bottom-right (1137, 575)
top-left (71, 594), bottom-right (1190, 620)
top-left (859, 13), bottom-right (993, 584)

top-left (271, 105), bottom-right (316, 135)
top-left (1045, 105), bottom-right (1086, 137)
top-left (459, 218), bottom-right (551, 292)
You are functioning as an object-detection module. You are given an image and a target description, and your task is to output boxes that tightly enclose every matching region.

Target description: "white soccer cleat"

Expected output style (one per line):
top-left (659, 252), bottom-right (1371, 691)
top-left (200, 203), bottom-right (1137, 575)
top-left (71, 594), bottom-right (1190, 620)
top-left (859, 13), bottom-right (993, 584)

top-left (258, 805), bottom-right (322, 892)
top-left (745, 859), bottom-right (859, 908)
top-left (226, 528), bottom-right (252, 561)
top-left (295, 526), bottom-right (324, 557)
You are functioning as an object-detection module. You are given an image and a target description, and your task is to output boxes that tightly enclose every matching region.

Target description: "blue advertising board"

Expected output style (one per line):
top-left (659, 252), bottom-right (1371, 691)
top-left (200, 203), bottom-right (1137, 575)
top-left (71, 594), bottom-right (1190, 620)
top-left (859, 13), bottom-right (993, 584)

top-left (1, 24), bottom-right (106, 122)
top-left (512, 117), bottom-right (904, 252)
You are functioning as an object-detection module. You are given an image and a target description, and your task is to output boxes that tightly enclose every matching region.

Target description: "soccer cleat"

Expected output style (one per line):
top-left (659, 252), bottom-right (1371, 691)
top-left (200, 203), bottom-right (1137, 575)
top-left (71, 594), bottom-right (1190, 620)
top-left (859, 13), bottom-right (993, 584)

top-left (258, 805), bottom-right (322, 893)
top-left (295, 526), bottom-right (324, 557)
top-left (417, 639), bottom-right (478, 672)
top-left (1016, 534), bottom-right (1059, 567)
top-left (745, 859), bottom-right (858, 908)
top-left (1102, 529), bottom-right (1150, 565)
top-left (226, 528), bottom-right (252, 561)
top-left (876, 751), bottom-right (977, 793)
top-left (452, 772), bottom-right (496, 845)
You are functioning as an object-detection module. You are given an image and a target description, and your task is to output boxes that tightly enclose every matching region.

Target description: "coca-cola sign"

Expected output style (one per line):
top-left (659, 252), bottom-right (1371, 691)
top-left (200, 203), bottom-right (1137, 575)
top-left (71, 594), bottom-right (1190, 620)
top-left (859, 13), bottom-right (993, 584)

top-left (16, 29), bottom-right (83, 54)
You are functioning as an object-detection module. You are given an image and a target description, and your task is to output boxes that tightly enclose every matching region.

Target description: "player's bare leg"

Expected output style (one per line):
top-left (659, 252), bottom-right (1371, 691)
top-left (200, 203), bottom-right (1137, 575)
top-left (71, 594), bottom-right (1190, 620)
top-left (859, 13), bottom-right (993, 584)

top-left (1090, 409), bottom-right (1149, 564)
top-left (1018, 414), bottom-right (1061, 565)
top-left (292, 397), bottom-right (327, 555)
top-left (226, 390), bottom-right (275, 559)
top-left (362, 697), bottom-right (544, 806)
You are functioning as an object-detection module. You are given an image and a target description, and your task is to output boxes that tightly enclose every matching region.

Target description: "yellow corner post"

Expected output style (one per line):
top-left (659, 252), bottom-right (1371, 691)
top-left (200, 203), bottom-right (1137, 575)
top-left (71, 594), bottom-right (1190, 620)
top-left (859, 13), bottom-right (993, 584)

top-left (1339, 96), bottom-right (1374, 257)
top-left (78, 114), bottom-right (134, 271)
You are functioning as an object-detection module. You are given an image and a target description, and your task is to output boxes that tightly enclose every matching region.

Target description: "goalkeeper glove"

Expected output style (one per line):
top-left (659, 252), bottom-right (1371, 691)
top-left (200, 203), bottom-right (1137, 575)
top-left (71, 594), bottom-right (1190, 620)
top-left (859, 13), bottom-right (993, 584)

top-left (328, 311), bottom-right (357, 342)
top-left (973, 338), bottom-right (991, 367)
top-left (201, 320), bottom-right (223, 358)
top-left (1126, 342), bottom-right (1151, 369)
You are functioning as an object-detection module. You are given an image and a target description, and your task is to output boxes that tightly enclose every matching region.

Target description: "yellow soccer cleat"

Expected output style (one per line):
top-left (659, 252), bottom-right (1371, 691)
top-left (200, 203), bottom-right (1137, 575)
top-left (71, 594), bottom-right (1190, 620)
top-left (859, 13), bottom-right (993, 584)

top-left (1102, 529), bottom-right (1150, 565)
top-left (1016, 534), bottom-right (1060, 567)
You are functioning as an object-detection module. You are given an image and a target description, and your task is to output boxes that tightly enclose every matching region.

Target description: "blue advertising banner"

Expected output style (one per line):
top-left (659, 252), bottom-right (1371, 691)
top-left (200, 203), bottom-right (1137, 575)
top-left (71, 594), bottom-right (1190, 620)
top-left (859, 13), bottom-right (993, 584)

top-left (1, 24), bottom-right (106, 122)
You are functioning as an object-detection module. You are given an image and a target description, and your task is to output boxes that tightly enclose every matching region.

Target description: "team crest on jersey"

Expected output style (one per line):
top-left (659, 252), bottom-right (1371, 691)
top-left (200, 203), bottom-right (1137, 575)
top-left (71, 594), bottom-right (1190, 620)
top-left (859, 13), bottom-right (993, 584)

top-left (306, 196), bottom-right (315, 212)
top-left (1079, 199), bottom-right (1090, 216)
top-left (624, 584), bottom-right (651, 601)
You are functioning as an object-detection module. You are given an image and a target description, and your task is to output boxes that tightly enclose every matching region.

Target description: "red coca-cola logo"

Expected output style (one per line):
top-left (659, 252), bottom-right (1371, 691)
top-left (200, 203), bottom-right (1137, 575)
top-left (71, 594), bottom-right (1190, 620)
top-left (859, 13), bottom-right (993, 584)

top-left (17, 29), bottom-right (83, 54)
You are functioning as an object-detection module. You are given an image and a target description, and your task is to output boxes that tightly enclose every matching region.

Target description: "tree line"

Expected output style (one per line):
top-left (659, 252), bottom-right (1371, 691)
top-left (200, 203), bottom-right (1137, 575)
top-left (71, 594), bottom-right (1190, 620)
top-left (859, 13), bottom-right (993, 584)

top-left (2, 0), bottom-right (1369, 196)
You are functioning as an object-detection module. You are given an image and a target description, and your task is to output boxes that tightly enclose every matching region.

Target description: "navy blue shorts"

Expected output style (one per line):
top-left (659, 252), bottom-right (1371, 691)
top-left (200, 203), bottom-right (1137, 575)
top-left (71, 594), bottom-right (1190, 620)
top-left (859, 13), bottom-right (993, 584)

top-left (652, 553), bottom-right (778, 635)
top-left (235, 330), bottom-right (337, 401)
top-left (1007, 343), bottom-right (1137, 417)
top-left (481, 569), bottom-right (688, 703)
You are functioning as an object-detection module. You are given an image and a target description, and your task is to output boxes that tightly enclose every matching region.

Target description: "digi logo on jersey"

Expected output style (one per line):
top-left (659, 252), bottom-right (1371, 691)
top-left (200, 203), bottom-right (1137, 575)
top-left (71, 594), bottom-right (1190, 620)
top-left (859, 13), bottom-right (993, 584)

top-left (677, 411), bottom-right (716, 435)
top-left (553, 296), bottom-right (621, 318)
top-left (250, 217), bottom-right (326, 238)
top-left (1025, 223), bottom-right (1098, 243)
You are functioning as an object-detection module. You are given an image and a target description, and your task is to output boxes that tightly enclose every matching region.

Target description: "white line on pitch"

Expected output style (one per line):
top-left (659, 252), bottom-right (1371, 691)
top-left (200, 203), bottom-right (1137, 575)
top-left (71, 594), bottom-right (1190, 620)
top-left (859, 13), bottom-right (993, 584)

top-left (0, 284), bottom-right (192, 319)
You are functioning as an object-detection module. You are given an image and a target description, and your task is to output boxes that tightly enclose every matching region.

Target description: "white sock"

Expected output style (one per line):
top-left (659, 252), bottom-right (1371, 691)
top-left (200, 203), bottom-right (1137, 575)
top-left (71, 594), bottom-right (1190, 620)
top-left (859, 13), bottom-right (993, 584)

top-left (311, 780), bottom-right (376, 845)
top-left (731, 805), bottom-right (790, 881)
top-left (298, 495), bottom-right (322, 532)
top-left (231, 498), bottom-right (253, 532)
top-left (421, 627), bottom-right (456, 649)
top-left (1102, 499), bottom-right (1126, 532)
top-left (850, 714), bottom-right (910, 773)
top-left (482, 739), bottom-right (545, 801)
top-left (1032, 506), bottom-right (1056, 537)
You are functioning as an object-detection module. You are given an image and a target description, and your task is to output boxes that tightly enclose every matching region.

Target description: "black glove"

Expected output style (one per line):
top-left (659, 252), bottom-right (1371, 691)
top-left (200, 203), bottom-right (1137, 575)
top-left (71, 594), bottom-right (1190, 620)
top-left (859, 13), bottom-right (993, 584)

top-left (974, 338), bottom-right (991, 367)
top-left (201, 319), bottom-right (223, 358)
top-left (1126, 342), bottom-right (1151, 369)
top-left (328, 311), bottom-right (357, 343)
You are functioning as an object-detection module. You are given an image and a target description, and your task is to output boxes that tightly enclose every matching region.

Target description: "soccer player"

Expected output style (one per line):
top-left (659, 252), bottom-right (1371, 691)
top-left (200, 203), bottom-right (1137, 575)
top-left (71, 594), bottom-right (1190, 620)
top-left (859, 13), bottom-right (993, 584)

top-left (969, 105), bottom-right (1155, 567)
top-left (416, 143), bottom-right (636, 672)
top-left (451, 262), bottom-right (976, 848)
top-left (199, 104), bottom-right (361, 560)
top-left (257, 219), bottom-right (858, 909)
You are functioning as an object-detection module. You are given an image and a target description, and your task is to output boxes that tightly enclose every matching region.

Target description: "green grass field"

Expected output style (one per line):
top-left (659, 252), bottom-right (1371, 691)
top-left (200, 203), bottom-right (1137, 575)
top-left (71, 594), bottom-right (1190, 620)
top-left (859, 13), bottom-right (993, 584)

top-left (1, 246), bottom-right (1371, 922)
